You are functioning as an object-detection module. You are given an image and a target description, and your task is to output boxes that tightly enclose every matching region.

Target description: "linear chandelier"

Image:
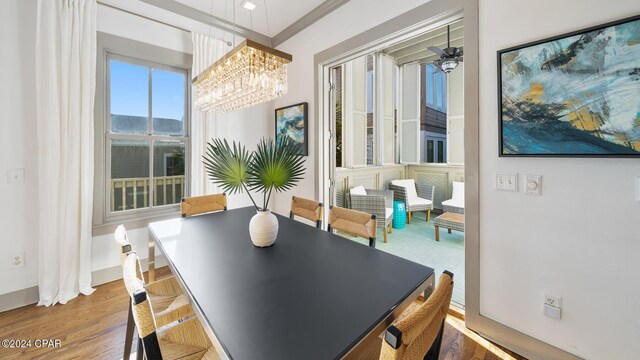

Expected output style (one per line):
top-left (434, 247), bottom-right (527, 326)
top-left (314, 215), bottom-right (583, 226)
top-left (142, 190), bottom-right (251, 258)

top-left (193, 39), bottom-right (292, 113)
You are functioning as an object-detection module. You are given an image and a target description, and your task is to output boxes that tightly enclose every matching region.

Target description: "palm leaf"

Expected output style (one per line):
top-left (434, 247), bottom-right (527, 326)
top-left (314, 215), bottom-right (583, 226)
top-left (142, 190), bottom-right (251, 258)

top-left (202, 139), bottom-right (252, 195)
top-left (247, 136), bottom-right (306, 194)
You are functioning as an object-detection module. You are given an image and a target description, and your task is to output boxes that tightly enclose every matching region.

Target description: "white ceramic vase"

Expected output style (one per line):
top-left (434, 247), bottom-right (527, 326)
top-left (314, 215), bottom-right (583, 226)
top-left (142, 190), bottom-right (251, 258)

top-left (249, 209), bottom-right (279, 247)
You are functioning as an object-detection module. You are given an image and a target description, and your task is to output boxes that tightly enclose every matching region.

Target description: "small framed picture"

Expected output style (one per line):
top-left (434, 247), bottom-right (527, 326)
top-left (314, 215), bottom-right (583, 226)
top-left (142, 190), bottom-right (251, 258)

top-left (275, 102), bottom-right (308, 156)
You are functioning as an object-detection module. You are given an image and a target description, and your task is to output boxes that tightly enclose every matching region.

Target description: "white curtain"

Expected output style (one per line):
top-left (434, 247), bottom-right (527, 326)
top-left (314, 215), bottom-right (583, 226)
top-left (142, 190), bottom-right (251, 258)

top-left (191, 32), bottom-right (227, 196)
top-left (35, 0), bottom-right (97, 306)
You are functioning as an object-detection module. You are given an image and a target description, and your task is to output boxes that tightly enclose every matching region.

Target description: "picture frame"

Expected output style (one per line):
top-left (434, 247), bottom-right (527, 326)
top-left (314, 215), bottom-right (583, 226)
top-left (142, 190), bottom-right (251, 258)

top-left (275, 102), bottom-right (308, 156)
top-left (497, 14), bottom-right (640, 157)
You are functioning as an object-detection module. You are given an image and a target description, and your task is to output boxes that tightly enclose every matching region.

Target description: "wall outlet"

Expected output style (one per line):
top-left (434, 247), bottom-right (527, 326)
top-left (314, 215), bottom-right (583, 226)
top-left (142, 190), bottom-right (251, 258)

top-left (544, 294), bottom-right (562, 308)
top-left (7, 168), bottom-right (25, 184)
top-left (495, 173), bottom-right (518, 192)
top-left (11, 253), bottom-right (25, 268)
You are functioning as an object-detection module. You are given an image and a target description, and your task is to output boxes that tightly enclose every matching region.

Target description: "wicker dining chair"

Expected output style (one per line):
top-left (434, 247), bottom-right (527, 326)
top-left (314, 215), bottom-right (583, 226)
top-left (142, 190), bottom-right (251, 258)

top-left (180, 193), bottom-right (227, 217)
top-left (289, 196), bottom-right (324, 229)
top-left (122, 253), bottom-right (220, 360)
top-left (378, 271), bottom-right (454, 360)
top-left (327, 206), bottom-right (377, 248)
top-left (115, 225), bottom-right (194, 360)
top-left (389, 180), bottom-right (435, 224)
top-left (348, 186), bottom-right (394, 243)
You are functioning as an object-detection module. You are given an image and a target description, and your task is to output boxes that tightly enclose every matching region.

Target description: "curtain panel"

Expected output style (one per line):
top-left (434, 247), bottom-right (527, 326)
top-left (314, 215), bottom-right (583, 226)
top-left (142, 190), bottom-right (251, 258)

top-left (190, 32), bottom-right (226, 196)
top-left (35, 0), bottom-right (97, 306)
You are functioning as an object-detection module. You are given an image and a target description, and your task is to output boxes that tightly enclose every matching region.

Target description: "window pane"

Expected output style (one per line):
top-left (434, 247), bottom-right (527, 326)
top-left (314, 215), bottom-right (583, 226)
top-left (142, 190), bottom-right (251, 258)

top-left (153, 141), bottom-right (185, 207)
top-left (110, 139), bottom-right (150, 212)
top-left (152, 69), bottom-right (186, 136)
top-left (437, 140), bottom-right (444, 163)
top-left (110, 61), bottom-right (149, 134)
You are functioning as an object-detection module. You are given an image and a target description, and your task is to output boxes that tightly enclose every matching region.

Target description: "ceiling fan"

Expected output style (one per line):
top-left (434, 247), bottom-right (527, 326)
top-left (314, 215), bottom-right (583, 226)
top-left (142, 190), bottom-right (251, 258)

top-left (428, 25), bottom-right (463, 74)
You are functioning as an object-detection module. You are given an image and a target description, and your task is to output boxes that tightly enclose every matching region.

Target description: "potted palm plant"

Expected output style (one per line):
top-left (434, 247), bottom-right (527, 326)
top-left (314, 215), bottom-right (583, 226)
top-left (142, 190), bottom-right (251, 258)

top-left (203, 136), bottom-right (305, 247)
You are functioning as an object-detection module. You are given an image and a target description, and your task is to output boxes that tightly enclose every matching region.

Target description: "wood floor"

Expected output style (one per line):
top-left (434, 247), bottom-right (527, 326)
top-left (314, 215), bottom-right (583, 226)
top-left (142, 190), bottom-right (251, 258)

top-left (0, 267), bottom-right (526, 360)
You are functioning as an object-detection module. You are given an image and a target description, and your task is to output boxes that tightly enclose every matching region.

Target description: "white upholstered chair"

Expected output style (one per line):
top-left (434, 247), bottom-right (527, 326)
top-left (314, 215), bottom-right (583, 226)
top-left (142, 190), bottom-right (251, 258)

top-left (442, 181), bottom-right (464, 214)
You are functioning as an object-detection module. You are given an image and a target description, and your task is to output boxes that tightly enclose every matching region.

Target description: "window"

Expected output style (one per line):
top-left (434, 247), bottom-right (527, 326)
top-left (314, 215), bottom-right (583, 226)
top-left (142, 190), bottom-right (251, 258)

top-left (106, 55), bottom-right (188, 214)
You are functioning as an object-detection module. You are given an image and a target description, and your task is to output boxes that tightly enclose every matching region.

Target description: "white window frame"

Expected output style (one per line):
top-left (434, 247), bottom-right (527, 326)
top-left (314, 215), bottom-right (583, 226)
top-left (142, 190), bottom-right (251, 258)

top-left (93, 33), bottom-right (192, 235)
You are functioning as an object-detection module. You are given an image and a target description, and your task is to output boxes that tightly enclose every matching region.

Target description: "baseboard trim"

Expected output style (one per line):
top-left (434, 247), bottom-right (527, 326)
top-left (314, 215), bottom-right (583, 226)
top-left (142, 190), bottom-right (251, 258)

top-left (0, 255), bottom-right (167, 313)
top-left (0, 286), bottom-right (39, 313)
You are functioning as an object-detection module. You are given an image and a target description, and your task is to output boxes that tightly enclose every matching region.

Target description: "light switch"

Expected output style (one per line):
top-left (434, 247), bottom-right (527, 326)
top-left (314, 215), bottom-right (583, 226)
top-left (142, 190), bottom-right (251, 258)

top-left (636, 176), bottom-right (640, 202)
top-left (7, 168), bottom-right (25, 184)
top-left (525, 175), bottom-right (542, 195)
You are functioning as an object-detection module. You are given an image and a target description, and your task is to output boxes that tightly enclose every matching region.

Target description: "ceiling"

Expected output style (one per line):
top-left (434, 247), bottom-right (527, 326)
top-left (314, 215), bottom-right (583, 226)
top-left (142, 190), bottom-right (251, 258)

top-left (174, 0), bottom-right (326, 38)
top-left (384, 19), bottom-right (464, 65)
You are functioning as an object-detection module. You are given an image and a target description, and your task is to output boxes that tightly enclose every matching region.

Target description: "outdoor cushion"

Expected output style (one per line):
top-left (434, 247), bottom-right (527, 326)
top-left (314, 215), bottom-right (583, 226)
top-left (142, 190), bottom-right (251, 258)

top-left (350, 186), bottom-right (367, 195)
top-left (385, 207), bottom-right (393, 220)
top-left (442, 199), bottom-right (464, 209)
top-left (407, 197), bottom-right (432, 207)
top-left (451, 181), bottom-right (464, 201)
top-left (391, 179), bottom-right (417, 198)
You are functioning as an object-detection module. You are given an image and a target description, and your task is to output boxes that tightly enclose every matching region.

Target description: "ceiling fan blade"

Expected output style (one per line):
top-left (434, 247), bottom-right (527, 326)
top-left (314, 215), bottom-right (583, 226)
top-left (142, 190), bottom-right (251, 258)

top-left (456, 47), bottom-right (463, 57)
top-left (428, 46), bottom-right (447, 57)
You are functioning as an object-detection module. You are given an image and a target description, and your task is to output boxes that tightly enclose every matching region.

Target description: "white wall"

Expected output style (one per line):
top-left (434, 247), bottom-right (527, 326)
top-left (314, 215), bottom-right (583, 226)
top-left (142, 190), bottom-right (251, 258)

top-left (276, 0), bottom-right (640, 359)
top-left (479, 1), bottom-right (640, 359)
top-left (0, 0), bottom-right (38, 295)
top-left (271, 0), bottom-right (431, 216)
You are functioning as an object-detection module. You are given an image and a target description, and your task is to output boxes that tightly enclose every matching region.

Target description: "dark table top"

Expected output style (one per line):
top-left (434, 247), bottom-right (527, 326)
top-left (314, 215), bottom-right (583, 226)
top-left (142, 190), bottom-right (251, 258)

top-left (149, 206), bottom-right (434, 360)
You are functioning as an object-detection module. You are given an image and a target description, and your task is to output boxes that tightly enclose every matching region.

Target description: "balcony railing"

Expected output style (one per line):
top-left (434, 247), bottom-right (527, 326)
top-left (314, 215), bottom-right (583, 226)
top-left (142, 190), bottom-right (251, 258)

top-left (110, 175), bottom-right (185, 212)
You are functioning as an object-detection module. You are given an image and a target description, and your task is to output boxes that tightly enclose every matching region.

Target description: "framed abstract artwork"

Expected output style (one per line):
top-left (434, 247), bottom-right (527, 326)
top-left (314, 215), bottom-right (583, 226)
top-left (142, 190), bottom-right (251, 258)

top-left (498, 14), bottom-right (640, 157)
top-left (275, 102), bottom-right (308, 156)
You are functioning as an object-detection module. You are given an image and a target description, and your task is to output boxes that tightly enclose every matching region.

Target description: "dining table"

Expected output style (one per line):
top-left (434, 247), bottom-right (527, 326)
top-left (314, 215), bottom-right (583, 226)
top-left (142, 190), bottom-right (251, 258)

top-left (148, 206), bottom-right (435, 360)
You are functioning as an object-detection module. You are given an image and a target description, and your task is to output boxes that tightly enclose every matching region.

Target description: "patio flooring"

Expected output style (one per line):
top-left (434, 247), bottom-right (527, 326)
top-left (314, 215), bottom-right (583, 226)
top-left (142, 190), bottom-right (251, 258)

top-left (346, 212), bottom-right (465, 307)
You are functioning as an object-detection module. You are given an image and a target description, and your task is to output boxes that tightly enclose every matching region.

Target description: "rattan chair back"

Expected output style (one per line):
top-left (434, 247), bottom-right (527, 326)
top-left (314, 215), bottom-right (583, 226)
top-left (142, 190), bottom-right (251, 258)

top-left (289, 196), bottom-right (324, 228)
top-left (380, 271), bottom-right (454, 360)
top-left (327, 206), bottom-right (377, 247)
top-left (180, 193), bottom-right (227, 217)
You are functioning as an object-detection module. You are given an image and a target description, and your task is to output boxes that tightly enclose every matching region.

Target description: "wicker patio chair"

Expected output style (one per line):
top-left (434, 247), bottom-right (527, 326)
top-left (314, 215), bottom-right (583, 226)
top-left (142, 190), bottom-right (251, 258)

top-left (289, 196), bottom-right (324, 229)
top-left (388, 179), bottom-right (435, 224)
top-left (441, 181), bottom-right (464, 214)
top-left (122, 253), bottom-right (220, 360)
top-left (115, 225), bottom-right (194, 360)
top-left (348, 186), bottom-right (394, 243)
top-left (180, 193), bottom-right (227, 217)
top-left (327, 206), bottom-right (377, 248)
top-left (366, 271), bottom-right (454, 360)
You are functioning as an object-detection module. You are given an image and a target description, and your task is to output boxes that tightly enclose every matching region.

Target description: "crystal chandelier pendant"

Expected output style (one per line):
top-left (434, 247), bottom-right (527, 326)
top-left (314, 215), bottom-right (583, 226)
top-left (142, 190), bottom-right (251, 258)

top-left (192, 40), bottom-right (293, 113)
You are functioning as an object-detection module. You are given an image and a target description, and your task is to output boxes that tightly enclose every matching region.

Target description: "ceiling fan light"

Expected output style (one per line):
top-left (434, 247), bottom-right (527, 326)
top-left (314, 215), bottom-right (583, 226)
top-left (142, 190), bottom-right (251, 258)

top-left (440, 59), bottom-right (459, 73)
